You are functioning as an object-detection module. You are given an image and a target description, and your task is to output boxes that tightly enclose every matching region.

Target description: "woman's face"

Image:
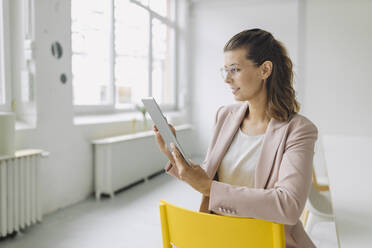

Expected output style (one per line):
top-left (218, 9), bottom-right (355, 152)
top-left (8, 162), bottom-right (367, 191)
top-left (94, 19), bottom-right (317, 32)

top-left (223, 48), bottom-right (267, 102)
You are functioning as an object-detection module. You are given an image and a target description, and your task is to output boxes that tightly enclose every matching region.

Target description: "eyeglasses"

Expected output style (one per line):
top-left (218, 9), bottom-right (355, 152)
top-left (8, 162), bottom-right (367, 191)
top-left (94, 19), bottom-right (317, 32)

top-left (220, 66), bottom-right (240, 80)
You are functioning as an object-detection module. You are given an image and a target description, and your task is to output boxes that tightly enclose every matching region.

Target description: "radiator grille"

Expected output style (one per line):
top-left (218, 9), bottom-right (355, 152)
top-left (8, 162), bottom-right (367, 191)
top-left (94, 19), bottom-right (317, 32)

top-left (0, 150), bottom-right (46, 237)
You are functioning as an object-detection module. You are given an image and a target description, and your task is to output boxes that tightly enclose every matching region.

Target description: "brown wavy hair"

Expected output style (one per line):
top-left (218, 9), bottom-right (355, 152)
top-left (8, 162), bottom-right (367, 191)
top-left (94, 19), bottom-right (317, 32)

top-left (224, 28), bottom-right (300, 122)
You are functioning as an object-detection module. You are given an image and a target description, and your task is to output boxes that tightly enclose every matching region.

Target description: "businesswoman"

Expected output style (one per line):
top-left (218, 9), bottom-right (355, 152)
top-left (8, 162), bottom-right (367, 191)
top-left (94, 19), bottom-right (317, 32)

top-left (153, 29), bottom-right (318, 248)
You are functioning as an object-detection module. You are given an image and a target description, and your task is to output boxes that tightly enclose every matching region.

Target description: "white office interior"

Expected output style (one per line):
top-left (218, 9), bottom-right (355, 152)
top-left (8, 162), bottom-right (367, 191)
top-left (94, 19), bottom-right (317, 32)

top-left (0, 0), bottom-right (371, 247)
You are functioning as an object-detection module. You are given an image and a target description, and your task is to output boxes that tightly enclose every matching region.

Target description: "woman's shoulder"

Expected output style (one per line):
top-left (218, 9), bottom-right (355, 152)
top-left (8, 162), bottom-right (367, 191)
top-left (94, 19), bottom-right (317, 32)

top-left (217, 102), bottom-right (245, 115)
top-left (286, 113), bottom-right (318, 134)
top-left (214, 102), bottom-right (244, 122)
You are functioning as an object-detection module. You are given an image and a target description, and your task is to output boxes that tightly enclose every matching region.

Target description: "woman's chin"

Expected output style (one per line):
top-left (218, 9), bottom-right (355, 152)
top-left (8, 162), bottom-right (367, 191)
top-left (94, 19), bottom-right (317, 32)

top-left (233, 95), bottom-right (243, 101)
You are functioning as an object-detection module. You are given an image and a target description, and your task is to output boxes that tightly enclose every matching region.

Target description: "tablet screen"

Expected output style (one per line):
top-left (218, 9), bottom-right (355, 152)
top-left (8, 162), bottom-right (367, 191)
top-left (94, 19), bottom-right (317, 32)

top-left (142, 97), bottom-right (191, 166)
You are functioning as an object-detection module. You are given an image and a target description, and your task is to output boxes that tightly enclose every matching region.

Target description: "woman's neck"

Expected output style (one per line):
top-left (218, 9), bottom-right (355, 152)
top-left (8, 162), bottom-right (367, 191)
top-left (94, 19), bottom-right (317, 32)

top-left (246, 98), bottom-right (269, 125)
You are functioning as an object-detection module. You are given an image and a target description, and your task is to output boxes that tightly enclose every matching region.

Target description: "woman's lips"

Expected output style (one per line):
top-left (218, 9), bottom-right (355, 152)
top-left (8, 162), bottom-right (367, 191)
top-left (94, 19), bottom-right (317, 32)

top-left (231, 88), bottom-right (240, 95)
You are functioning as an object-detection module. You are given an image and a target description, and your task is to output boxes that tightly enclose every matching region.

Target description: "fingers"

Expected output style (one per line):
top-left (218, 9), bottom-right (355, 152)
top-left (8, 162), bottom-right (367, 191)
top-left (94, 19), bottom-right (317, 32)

top-left (188, 159), bottom-right (197, 167)
top-left (153, 125), bottom-right (163, 141)
top-left (171, 143), bottom-right (195, 168)
top-left (153, 125), bottom-right (168, 155)
top-left (153, 126), bottom-right (162, 140)
top-left (171, 142), bottom-right (189, 180)
top-left (170, 142), bottom-right (180, 158)
top-left (169, 125), bottom-right (175, 132)
top-left (171, 143), bottom-right (186, 167)
top-left (169, 124), bottom-right (176, 136)
top-left (154, 132), bottom-right (163, 144)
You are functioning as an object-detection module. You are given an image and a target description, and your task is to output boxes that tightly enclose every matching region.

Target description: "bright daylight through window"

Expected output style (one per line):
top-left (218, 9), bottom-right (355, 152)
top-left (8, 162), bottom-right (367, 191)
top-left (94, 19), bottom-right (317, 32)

top-left (71, 0), bottom-right (176, 112)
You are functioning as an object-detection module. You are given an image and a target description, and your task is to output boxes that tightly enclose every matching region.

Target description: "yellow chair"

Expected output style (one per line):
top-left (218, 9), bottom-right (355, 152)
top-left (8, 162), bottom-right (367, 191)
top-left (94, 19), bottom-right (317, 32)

top-left (159, 200), bottom-right (285, 248)
top-left (301, 166), bottom-right (331, 227)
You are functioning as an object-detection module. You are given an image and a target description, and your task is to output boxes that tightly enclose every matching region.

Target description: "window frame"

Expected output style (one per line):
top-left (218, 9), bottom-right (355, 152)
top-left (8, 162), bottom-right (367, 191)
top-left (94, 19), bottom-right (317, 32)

top-left (0, 0), bottom-right (12, 112)
top-left (73, 0), bottom-right (179, 115)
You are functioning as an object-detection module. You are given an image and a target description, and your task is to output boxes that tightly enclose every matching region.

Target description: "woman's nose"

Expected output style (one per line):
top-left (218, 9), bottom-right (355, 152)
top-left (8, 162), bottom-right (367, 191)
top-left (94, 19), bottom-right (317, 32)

top-left (224, 75), bottom-right (232, 84)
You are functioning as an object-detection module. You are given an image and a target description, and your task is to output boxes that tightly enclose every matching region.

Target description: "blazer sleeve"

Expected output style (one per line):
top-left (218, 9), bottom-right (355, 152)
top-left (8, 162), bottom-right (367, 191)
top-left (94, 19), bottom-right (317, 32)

top-left (208, 118), bottom-right (318, 225)
top-left (165, 106), bottom-right (224, 179)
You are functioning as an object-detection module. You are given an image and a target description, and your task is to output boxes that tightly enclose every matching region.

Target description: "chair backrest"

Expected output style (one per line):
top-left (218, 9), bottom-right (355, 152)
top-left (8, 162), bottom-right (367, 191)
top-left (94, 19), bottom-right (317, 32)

top-left (159, 200), bottom-right (285, 248)
top-left (306, 183), bottom-right (333, 216)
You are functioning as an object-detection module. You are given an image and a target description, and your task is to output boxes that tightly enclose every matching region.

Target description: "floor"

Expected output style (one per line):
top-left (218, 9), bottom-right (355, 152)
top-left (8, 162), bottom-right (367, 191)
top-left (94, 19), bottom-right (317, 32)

top-left (0, 173), bottom-right (338, 248)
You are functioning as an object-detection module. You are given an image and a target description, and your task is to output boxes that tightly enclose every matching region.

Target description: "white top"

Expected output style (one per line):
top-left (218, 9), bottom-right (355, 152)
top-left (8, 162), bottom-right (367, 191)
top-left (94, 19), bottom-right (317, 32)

top-left (218, 128), bottom-right (264, 188)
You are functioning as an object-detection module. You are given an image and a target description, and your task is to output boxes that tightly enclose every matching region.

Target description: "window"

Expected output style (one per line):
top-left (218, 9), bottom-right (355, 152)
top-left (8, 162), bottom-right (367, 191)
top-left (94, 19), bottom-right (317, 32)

top-left (0, 0), bottom-right (38, 126)
top-left (0, 0), bottom-right (11, 112)
top-left (71, 0), bottom-right (176, 113)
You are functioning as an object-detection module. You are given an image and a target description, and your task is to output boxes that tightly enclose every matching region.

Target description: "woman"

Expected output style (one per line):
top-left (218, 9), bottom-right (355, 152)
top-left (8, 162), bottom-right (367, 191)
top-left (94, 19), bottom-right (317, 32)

top-left (153, 29), bottom-right (317, 248)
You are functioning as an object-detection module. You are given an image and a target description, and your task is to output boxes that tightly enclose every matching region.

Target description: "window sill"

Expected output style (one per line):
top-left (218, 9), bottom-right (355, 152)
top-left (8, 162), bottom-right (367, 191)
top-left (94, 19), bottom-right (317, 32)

top-left (16, 120), bottom-right (36, 131)
top-left (91, 124), bottom-right (192, 145)
top-left (73, 110), bottom-right (186, 126)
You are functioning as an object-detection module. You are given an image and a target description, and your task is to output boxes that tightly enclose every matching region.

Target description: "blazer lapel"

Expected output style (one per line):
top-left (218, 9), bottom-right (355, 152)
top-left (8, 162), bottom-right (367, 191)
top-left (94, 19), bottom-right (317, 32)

top-left (206, 102), bottom-right (249, 178)
top-left (255, 118), bottom-right (288, 189)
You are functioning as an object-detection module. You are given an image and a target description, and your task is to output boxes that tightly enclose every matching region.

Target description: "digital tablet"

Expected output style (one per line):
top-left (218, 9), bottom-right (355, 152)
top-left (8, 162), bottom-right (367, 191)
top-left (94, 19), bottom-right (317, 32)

top-left (141, 97), bottom-right (191, 167)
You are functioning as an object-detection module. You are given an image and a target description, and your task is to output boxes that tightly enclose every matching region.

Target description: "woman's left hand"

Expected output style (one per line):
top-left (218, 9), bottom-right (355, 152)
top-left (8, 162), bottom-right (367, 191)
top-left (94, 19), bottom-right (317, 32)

top-left (170, 143), bottom-right (212, 196)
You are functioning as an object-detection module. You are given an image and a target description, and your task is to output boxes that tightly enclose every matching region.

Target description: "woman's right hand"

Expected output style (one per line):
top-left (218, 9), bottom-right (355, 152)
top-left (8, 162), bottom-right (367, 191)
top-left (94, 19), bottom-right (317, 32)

top-left (153, 124), bottom-right (176, 161)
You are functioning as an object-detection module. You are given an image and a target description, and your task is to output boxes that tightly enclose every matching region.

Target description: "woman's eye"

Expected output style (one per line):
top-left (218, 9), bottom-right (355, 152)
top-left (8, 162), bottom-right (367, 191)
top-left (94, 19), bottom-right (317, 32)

top-left (231, 68), bottom-right (239, 73)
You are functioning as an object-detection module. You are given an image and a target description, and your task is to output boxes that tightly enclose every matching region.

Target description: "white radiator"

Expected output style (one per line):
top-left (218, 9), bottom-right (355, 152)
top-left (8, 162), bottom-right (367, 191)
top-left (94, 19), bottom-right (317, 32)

top-left (92, 124), bottom-right (193, 199)
top-left (0, 150), bottom-right (48, 237)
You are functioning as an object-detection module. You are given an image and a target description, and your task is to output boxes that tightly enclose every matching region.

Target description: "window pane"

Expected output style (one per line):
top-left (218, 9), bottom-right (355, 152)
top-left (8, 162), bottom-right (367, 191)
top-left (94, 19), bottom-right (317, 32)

top-left (115, 0), bottom-right (149, 106)
top-left (137, 0), bottom-right (149, 7)
top-left (152, 19), bottom-right (174, 106)
top-left (149, 0), bottom-right (170, 18)
top-left (71, 0), bottom-right (111, 105)
top-left (132, 0), bottom-right (174, 21)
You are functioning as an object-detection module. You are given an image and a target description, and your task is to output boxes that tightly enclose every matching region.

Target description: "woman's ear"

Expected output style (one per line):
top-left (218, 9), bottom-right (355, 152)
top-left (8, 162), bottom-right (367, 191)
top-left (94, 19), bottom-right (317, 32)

top-left (261, 61), bottom-right (273, 80)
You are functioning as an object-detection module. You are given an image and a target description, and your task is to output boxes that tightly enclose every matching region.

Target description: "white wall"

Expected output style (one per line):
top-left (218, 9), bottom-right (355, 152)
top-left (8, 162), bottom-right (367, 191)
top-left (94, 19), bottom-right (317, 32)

top-left (13, 0), bottom-right (193, 215)
top-left (302, 0), bottom-right (372, 137)
top-left (189, 0), bottom-right (300, 155)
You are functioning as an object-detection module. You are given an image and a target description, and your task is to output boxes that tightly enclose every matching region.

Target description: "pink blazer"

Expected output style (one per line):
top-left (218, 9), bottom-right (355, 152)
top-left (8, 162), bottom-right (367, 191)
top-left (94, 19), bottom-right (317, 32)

top-left (166, 102), bottom-right (318, 248)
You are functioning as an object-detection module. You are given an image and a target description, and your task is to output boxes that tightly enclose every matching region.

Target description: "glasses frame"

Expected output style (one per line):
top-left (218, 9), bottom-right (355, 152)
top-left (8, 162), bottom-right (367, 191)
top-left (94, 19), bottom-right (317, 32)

top-left (220, 65), bottom-right (241, 80)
